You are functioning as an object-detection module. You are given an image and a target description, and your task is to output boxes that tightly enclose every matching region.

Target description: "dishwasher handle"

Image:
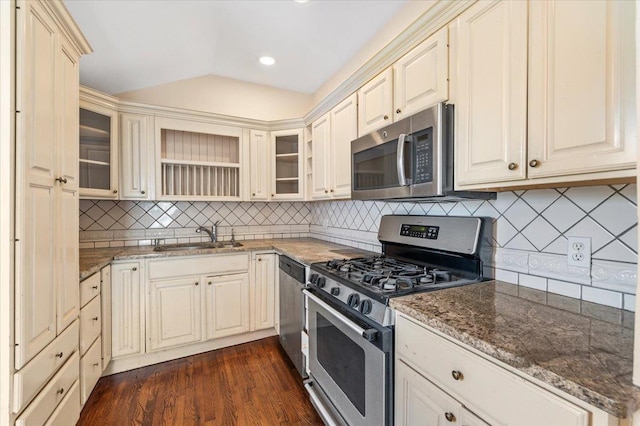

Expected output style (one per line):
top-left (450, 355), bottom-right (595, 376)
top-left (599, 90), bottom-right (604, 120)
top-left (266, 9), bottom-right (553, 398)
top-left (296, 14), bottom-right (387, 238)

top-left (279, 255), bottom-right (306, 283)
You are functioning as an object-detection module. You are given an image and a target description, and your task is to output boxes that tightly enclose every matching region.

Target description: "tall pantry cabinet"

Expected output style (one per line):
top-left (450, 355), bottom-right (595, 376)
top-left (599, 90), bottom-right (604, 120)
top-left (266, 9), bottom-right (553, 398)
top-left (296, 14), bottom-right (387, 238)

top-left (12, 0), bottom-right (91, 425)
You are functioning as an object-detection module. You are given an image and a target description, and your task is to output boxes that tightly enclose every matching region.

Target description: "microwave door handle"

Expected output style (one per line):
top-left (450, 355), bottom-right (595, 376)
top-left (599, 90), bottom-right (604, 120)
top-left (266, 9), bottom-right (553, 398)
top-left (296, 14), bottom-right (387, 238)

top-left (397, 133), bottom-right (407, 186)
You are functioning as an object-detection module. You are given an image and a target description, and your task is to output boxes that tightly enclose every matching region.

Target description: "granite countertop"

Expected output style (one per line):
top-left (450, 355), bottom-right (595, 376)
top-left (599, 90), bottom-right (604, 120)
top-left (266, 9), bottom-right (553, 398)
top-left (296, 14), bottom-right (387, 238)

top-left (391, 281), bottom-right (639, 419)
top-left (79, 238), bottom-right (375, 280)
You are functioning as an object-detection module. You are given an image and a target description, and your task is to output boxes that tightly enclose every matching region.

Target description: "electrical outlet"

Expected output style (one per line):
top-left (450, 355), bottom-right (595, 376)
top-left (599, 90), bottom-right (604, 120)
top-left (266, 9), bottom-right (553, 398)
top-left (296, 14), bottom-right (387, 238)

top-left (567, 236), bottom-right (591, 268)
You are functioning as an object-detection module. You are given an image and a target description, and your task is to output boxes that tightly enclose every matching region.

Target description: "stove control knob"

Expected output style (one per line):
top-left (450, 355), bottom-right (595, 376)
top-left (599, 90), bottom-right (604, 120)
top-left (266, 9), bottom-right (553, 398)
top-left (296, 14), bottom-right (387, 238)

top-left (360, 299), bottom-right (372, 315)
top-left (317, 277), bottom-right (326, 288)
top-left (347, 293), bottom-right (360, 308)
top-left (330, 287), bottom-right (340, 296)
top-left (309, 273), bottom-right (319, 284)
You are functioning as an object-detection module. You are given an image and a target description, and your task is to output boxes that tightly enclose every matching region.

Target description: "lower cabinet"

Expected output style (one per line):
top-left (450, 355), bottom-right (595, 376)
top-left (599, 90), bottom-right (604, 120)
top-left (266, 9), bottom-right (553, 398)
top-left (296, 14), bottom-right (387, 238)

top-left (205, 273), bottom-right (250, 339)
top-left (109, 252), bottom-right (278, 369)
top-left (148, 277), bottom-right (203, 352)
top-left (395, 312), bottom-right (610, 426)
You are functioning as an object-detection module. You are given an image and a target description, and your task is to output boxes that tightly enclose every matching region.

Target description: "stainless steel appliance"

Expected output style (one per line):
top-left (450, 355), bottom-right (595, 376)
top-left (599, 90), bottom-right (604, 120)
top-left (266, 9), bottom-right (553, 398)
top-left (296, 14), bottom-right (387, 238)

top-left (303, 215), bottom-right (494, 426)
top-left (351, 103), bottom-right (496, 201)
top-left (278, 255), bottom-right (307, 377)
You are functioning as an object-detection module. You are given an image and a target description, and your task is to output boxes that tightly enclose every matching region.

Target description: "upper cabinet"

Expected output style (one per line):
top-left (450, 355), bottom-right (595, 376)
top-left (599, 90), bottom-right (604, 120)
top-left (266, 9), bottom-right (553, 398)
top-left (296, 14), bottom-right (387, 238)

top-left (271, 129), bottom-right (304, 200)
top-left (358, 27), bottom-right (449, 137)
top-left (311, 93), bottom-right (358, 200)
top-left (79, 99), bottom-right (119, 199)
top-left (154, 117), bottom-right (243, 200)
top-left (453, 0), bottom-right (636, 189)
top-left (249, 129), bottom-right (270, 201)
top-left (120, 112), bottom-right (154, 200)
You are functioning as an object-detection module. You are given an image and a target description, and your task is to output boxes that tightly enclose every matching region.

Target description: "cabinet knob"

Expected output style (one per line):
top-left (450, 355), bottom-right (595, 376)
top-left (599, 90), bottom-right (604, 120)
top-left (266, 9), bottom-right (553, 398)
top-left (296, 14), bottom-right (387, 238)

top-left (451, 370), bottom-right (463, 381)
top-left (55, 351), bottom-right (64, 358)
top-left (252, 193), bottom-right (256, 196)
top-left (324, 190), bottom-right (328, 194)
top-left (208, 281), bottom-right (212, 286)
top-left (508, 162), bottom-right (518, 171)
top-left (132, 267), bottom-right (137, 271)
top-left (444, 412), bottom-right (455, 422)
top-left (55, 177), bottom-right (68, 184)
top-left (93, 362), bottom-right (99, 367)
top-left (258, 258), bottom-right (262, 262)
top-left (141, 190), bottom-right (146, 194)
top-left (396, 108), bottom-right (401, 114)
top-left (383, 115), bottom-right (389, 120)
top-left (113, 189), bottom-right (118, 194)
top-left (529, 159), bottom-right (540, 168)
top-left (195, 282), bottom-right (199, 286)
top-left (330, 189), bottom-right (334, 193)
top-left (92, 316), bottom-right (99, 321)
top-left (57, 387), bottom-right (65, 395)
top-left (271, 194), bottom-right (274, 197)
top-left (92, 285), bottom-right (98, 290)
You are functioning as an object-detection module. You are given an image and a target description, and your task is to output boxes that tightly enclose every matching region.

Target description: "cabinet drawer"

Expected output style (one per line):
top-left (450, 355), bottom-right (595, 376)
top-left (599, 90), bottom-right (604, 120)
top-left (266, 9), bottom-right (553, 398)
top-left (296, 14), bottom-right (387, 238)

top-left (396, 314), bottom-right (588, 426)
top-left (80, 337), bottom-right (102, 405)
top-left (80, 296), bottom-right (101, 355)
top-left (80, 272), bottom-right (101, 307)
top-left (15, 353), bottom-right (79, 426)
top-left (148, 253), bottom-right (250, 280)
top-left (44, 381), bottom-right (80, 426)
top-left (13, 321), bottom-right (79, 413)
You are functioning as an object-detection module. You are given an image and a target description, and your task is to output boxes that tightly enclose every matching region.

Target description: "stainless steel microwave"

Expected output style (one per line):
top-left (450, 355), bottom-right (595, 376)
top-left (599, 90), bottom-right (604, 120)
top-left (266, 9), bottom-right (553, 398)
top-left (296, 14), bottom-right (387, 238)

top-left (351, 103), bottom-right (495, 202)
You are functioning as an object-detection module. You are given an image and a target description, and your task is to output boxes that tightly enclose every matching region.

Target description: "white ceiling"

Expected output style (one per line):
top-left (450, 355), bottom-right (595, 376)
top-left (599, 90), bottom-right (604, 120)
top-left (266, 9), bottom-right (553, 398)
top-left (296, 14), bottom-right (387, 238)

top-left (64, 0), bottom-right (407, 95)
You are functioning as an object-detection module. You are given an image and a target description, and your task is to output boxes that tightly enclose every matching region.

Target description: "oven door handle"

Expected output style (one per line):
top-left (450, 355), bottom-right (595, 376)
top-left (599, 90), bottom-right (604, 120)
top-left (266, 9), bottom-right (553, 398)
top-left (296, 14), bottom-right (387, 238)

top-left (304, 290), bottom-right (377, 341)
top-left (397, 133), bottom-right (407, 186)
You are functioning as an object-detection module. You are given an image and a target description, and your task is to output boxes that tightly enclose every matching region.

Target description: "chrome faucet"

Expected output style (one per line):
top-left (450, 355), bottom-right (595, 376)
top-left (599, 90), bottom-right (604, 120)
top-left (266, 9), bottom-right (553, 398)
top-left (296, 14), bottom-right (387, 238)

top-left (196, 221), bottom-right (219, 242)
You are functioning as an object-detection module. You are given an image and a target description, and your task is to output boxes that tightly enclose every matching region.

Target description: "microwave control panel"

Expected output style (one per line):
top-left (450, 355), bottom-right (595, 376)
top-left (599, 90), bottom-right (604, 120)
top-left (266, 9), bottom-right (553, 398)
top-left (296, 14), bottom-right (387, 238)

top-left (413, 127), bottom-right (433, 184)
top-left (400, 224), bottom-right (439, 240)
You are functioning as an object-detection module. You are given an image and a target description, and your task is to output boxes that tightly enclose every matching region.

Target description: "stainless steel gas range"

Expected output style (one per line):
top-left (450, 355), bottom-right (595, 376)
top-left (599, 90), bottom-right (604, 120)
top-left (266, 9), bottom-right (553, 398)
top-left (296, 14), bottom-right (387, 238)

top-left (303, 215), bottom-right (494, 426)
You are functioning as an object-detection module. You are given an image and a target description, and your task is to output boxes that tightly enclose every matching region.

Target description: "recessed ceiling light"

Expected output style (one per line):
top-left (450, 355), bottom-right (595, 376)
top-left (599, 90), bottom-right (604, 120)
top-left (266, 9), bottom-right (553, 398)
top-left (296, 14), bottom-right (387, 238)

top-left (294, 0), bottom-right (310, 3)
top-left (260, 56), bottom-right (276, 66)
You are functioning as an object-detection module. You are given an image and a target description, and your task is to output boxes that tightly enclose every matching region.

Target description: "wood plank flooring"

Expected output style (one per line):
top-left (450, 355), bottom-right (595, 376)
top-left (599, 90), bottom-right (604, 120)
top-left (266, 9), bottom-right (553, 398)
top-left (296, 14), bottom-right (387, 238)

top-left (78, 337), bottom-right (323, 425)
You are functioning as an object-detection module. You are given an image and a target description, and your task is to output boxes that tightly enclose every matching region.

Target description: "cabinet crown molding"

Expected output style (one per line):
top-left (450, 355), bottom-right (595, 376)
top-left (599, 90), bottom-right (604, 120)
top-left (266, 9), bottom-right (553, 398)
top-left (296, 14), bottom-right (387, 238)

top-left (43, 0), bottom-right (92, 55)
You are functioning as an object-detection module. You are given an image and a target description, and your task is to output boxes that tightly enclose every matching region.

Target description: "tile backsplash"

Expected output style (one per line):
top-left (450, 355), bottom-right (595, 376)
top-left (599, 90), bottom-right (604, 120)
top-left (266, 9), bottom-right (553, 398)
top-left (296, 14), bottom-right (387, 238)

top-left (79, 184), bottom-right (638, 311)
top-left (79, 200), bottom-right (312, 247)
top-left (309, 184), bottom-right (638, 311)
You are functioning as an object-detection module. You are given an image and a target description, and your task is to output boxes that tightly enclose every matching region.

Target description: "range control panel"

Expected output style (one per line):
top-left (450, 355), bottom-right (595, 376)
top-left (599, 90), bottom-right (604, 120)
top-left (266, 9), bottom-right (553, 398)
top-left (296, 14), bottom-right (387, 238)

top-left (400, 224), bottom-right (439, 240)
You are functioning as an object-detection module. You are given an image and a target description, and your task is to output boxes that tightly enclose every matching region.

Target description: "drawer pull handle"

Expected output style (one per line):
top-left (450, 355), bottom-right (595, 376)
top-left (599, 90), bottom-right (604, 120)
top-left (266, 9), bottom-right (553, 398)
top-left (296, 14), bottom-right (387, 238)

top-left (383, 115), bottom-right (389, 120)
top-left (445, 412), bottom-right (455, 422)
top-left (57, 387), bottom-right (64, 395)
top-left (55, 352), bottom-right (64, 358)
top-left (92, 285), bottom-right (98, 290)
top-left (55, 177), bottom-right (67, 184)
top-left (451, 370), bottom-right (463, 381)
top-left (92, 317), bottom-right (99, 321)
top-left (93, 362), bottom-right (100, 367)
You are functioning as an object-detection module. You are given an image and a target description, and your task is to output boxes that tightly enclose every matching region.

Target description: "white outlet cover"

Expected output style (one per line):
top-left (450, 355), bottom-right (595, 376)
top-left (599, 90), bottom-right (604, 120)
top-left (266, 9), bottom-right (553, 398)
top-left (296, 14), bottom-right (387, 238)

top-left (567, 236), bottom-right (591, 268)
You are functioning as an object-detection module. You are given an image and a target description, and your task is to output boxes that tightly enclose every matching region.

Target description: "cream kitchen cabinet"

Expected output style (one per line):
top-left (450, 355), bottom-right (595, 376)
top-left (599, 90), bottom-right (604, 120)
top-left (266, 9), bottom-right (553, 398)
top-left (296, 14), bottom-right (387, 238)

top-left (311, 94), bottom-right (358, 200)
top-left (120, 112), bottom-right (154, 200)
top-left (271, 129), bottom-right (305, 200)
top-left (79, 89), bottom-right (119, 199)
top-left (252, 253), bottom-right (277, 331)
top-left (111, 261), bottom-right (143, 359)
top-left (14, 0), bottom-right (85, 370)
top-left (453, 0), bottom-right (636, 189)
top-left (148, 277), bottom-right (202, 352)
top-left (357, 27), bottom-right (449, 137)
top-left (101, 265), bottom-right (112, 369)
top-left (249, 129), bottom-right (270, 201)
top-left (205, 273), bottom-right (250, 339)
top-left (394, 312), bottom-right (620, 426)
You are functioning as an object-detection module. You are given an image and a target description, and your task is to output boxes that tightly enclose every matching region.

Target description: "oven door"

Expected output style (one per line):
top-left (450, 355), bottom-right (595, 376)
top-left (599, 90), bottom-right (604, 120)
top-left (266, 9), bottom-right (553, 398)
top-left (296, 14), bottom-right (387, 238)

top-left (304, 289), bottom-right (392, 426)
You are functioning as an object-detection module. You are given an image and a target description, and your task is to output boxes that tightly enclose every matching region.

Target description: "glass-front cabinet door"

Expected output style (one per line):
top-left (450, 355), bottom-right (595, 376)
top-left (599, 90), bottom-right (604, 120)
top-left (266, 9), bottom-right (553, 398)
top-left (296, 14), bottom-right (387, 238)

top-left (271, 129), bottom-right (304, 200)
top-left (79, 99), bottom-right (118, 199)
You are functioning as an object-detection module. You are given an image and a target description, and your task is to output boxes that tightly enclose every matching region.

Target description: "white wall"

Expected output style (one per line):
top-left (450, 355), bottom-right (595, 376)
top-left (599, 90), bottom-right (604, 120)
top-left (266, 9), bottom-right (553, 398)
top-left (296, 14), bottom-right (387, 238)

top-left (116, 74), bottom-right (313, 122)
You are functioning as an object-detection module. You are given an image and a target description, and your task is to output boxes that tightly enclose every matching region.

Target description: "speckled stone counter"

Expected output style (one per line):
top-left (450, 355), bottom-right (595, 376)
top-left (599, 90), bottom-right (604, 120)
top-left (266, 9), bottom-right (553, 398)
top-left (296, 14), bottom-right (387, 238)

top-left (80, 238), bottom-right (374, 280)
top-left (390, 281), bottom-right (639, 418)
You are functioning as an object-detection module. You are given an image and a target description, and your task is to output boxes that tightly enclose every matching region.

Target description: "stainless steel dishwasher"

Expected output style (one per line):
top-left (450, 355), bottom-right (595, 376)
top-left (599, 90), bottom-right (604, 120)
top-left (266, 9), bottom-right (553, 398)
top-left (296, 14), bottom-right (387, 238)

top-left (278, 255), bottom-right (306, 377)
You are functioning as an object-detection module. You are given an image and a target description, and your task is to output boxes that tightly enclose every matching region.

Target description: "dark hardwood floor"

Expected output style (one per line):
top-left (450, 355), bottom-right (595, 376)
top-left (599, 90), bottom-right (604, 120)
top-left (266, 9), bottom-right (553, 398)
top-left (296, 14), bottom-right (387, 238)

top-left (78, 337), bottom-right (323, 425)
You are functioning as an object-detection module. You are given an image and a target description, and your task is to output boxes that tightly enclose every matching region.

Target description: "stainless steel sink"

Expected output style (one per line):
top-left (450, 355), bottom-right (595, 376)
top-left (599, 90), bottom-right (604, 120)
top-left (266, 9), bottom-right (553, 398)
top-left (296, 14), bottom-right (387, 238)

top-left (153, 241), bottom-right (243, 252)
